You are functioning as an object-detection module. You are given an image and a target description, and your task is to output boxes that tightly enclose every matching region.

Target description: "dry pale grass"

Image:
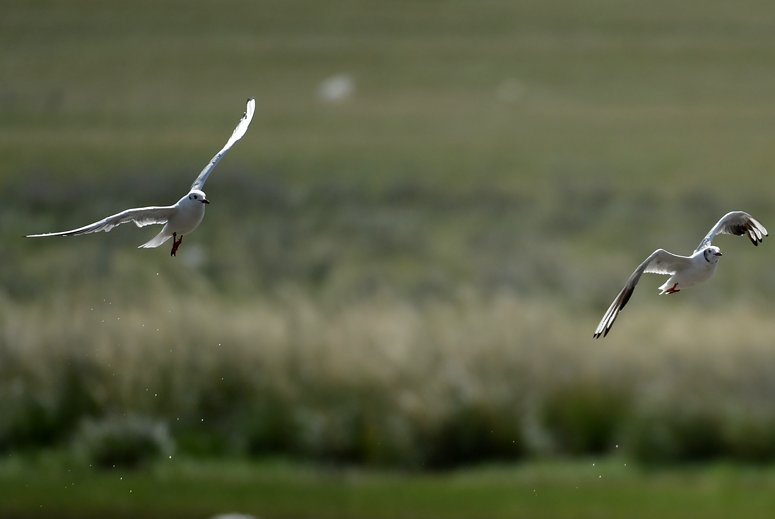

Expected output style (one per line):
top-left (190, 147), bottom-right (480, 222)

top-left (3, 287), bottom-right (775, 464)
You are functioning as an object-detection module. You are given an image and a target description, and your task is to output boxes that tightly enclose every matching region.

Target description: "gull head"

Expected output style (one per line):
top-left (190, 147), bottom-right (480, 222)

top-left (184, 189), bottom-right (210, 205)
top-left (703, 246), bottom-right (723, 263)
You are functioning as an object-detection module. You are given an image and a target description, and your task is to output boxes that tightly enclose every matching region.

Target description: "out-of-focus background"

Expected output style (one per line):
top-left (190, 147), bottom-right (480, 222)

top-left (4, 1), bottom-right (775, 517)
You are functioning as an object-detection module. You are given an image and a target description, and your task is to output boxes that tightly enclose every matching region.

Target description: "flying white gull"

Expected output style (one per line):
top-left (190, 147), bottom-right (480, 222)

top-left (593, 211), bottom-right (767, 338)
top-left (27, 98), bottom-right (256, 256)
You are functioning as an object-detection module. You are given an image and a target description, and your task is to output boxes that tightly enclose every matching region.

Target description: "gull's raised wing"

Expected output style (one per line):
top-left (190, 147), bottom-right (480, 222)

top-left (190, 98), bottom-right (255, 192)
top-left (26, 206), bottom-right (175, 238)
top-left (593, 249), bottom-right (691, 339)
top-left (695, 211), bottom-right (767, 252)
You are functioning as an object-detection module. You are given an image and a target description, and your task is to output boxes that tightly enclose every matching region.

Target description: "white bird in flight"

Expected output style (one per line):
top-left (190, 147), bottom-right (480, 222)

top-left (27, 98), bottom-right (256, 257)
top-left (593, 211), bottom-right (767, 338)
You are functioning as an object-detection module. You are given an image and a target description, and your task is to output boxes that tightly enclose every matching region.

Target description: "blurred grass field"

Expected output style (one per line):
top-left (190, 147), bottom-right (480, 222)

top-left (5, 457), bottom-right (775, 519)
top-left (4, 0), bottom-right (775, 517)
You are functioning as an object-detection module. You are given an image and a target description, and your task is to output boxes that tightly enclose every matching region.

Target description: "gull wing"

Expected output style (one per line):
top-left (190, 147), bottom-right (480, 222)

top-left (593, 249), bottom-right (691, 338)
top-left (26, 205), bottom-right (175, 238)
top-left (190, 97), bottom-right (255, 191)
top-left (695, 211), bottom-right (768, 252)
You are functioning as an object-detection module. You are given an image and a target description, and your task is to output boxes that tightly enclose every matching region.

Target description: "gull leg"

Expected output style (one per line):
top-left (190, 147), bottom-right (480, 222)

top-left (664, 282), bottom-right (680, 294)
top-left (170, 233), bottom-right (183, 257)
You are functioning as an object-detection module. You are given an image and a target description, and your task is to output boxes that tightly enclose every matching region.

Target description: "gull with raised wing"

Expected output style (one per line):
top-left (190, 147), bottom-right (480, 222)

top-left (593, 211), bottom-right (767, 338)
top-left (27, 98), bottom-right (256, 256)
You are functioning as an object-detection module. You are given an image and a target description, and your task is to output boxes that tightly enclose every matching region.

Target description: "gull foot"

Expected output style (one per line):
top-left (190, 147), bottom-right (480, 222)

top-left (664, 283), bottom-right (680, 294)
top-left (170, 233), bottom-right (183, 257)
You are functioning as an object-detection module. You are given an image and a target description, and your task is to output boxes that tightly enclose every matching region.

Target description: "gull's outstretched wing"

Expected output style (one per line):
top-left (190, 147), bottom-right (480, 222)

top-left (26, 206), bottom-right (176, 238)
top-left (593, 249), bottom-right (691, 339)
top-left (190, 97), bottom-right (255, 191)
top-left (695, 211), bottom-right (768, 252)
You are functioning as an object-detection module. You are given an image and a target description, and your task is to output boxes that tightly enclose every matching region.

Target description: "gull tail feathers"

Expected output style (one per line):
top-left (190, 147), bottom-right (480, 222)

top-left (138, 230), bottom-right (172, 249)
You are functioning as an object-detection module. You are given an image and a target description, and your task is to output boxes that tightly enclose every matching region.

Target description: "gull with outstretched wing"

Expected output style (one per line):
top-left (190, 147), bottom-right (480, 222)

top-left (593, 211), bottom-right (767, 338)
top-left (27, 98), bottom-right (255, 256)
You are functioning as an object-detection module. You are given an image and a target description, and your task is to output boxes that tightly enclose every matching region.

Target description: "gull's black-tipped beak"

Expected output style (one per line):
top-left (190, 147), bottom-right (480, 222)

top-left (202, 199), bottom-right (210, 204)
top-left (714, 251), bottom-right (722, 256)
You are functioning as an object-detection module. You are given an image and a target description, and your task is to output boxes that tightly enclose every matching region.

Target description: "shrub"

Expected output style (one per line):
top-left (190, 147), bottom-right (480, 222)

top-left (421, 400), bottom-right (524, 469)
top-left (0, 355), bottom-right (102, 451)
top-left (288, 389), bottom-right (415, 467)
top-left (73, 414), bottom-right (174, 469)
top-left (0, 394), bottom-right (58, 450)
top-left (540, 383), bottom-right (630, 455)
top-left (244, 399), bottom-right (299, 457)
top-left (722, 412), bottom-right (775, 462)
top-left (623, 405), bottom-right (726, 464)
top-left (624, 404), bottom-right (775, 464)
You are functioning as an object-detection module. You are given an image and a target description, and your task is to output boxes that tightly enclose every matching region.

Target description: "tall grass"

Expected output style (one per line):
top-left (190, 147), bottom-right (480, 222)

top-left (4, 287), bottom-right (775, 467)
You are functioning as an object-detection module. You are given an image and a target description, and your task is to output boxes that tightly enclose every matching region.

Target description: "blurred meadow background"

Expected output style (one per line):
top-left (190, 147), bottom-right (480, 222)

top-left (4, 0), bottom-right (775, 517)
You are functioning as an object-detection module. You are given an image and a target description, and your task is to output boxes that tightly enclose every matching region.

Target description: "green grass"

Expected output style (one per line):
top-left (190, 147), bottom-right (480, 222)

top-left (4, 456), bottom-right (775, 519)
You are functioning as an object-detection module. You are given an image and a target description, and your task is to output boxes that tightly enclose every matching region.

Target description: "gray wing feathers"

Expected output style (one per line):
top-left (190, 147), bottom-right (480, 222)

top-left (190, 98), bottom-right (256, 191)
top-left (26, 206), bottom-right (175, 238)
top-left (593, 249), bottom-right (686, 338)
top-left (695, 211), bottom-right (768, 252)
top-left (643, 250), bottom-right (692, 275)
